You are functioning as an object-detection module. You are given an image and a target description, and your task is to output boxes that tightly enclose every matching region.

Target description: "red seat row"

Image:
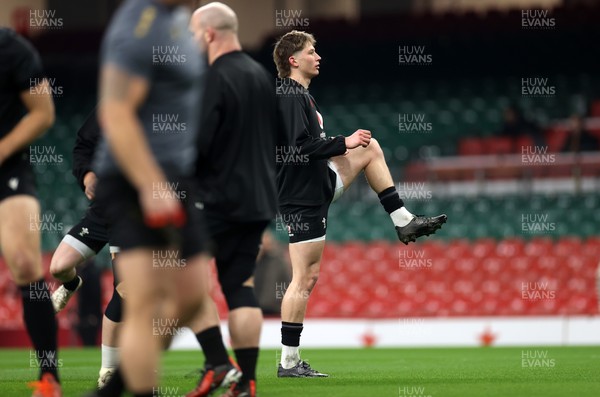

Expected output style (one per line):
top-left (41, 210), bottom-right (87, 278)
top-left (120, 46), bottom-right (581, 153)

top-left (0, 237), bottom-right (598, 327)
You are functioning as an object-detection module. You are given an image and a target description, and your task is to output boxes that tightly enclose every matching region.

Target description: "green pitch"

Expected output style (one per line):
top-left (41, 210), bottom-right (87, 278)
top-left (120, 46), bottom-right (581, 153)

top-left (1, 346), bottom-right (599, 396)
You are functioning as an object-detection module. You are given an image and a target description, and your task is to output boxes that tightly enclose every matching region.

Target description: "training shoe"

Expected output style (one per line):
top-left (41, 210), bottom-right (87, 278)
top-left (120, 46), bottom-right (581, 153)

top-left (219, 380), bottom-right (256, 397)
top-left (51, 277), bottom-right (83, 313)
top-left (29, 373), bottom-right (62, 397)
top-left (186, 360), bottom-right (243, 397)
top-left (277, 361), bottom-right (329, 378)
top-left (396, 214), bottom-right (447, 245)
top-left (97, 367), bottom-right (115, 389)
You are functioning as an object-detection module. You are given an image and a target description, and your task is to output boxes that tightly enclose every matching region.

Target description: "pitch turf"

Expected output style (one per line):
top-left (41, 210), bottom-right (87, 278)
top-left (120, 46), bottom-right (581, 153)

top-left (1, 346), bottom-right (599, 396)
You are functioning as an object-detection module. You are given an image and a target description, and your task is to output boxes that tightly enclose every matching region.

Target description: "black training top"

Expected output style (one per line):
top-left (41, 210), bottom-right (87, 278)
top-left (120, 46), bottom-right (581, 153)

top-left (72, 108), bottom-right (100, 192)
top-left (195, 51), bottom-right (278, 221)
top-left (0, 28), bottom-right (45, 161)
top-left (276, 77), bottom-right (346, 207)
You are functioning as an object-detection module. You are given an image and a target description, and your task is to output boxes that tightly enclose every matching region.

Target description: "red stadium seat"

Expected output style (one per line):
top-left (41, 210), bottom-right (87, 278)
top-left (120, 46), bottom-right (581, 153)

top-left (525, 237), bottom-right (554, 256)
top-left (496, 238), bottom-right (525, 257)
top-left (583, 237), bottom-right (600, 257)
top-left (514, 135), bottom-right (535, 154)
top-left (482, 256), bottom-right (506, 275)
top-left (483, 136), bottom-right (513, 155)
top-left (472, 238), bottom-right (496, 258)
top-left (445, 239), bottom-right (471, 259)
top-left (545, 127), bottom-right (569, 152)
top-left (458, 137), bottom-right (485, 156)
top-left (553, 237), bottom-right (582, 256)
top-left (403, 161), bottom-right (429, 182)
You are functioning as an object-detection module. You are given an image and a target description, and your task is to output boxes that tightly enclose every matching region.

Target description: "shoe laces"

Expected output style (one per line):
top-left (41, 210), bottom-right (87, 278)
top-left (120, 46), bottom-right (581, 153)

top-left (300, 360), bottom-right (312, 369)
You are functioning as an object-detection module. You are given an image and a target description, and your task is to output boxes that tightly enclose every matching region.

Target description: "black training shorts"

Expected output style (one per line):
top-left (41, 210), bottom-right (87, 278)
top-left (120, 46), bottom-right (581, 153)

top-left (205, 215), bottom-right (269, 290)
top-left (278, 166), bottom-right (339, 244)
top-left (63, 200), bottom-right (117, 258)
top-left (0, 151), bottom-right (36, 202)
top-left (94, 173), bottom-right (208, 259)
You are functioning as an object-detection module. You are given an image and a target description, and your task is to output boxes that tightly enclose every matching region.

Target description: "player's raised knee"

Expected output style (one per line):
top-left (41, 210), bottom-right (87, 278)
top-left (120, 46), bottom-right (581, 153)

top-left (49, 254), bottom-right (73, 278)
top-left (368, 137), bottom-right (384, 156)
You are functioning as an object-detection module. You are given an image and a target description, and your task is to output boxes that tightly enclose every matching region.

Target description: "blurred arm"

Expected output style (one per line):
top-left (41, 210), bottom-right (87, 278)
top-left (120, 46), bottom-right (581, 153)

top-left (98, 64), bottom-right (165, 192)
top-left (0, 79), bottom-right (55, 165)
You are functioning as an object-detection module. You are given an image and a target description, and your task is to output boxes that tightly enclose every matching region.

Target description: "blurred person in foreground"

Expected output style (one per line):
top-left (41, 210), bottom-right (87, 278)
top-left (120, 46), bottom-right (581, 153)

top-left (0, 27), bottom-right (61, 397)
top-left (186, 3), bottom-right (279, 396)
top-left (272, 30), bottom-right (447, 377)
top-left (86, 0), bottom-right (210, 395)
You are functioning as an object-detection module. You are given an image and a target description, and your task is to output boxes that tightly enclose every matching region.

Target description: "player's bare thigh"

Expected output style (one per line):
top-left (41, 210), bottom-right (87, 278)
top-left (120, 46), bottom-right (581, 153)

top-left (115, 248), bottom-right (168, 304)
top-left (288, 239), bottom-right (326, 274)
top-left (163, 253), bottom-right (211, 325)
top-left (330, 138), bottom-right (381, 191)
top-left (50, 241), bottom-right (88, 278)
top-left (0, 195), bottom-right (43, 284)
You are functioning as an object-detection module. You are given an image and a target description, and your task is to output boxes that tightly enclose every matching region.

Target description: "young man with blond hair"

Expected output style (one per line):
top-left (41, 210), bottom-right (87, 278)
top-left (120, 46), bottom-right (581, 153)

top-left (273, 30), bottom-right (447, 377)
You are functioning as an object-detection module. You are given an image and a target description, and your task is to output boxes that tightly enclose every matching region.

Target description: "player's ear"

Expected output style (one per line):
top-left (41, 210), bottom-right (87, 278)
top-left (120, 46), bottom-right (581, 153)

top-left (288, 55), bottom-right (298, 68)
top-left (204, 27), bottom-right (214, 44)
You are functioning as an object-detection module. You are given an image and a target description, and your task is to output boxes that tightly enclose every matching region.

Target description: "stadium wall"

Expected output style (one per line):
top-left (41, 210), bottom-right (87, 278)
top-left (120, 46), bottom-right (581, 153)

top-left (168, 317), bottom-right (600, 349)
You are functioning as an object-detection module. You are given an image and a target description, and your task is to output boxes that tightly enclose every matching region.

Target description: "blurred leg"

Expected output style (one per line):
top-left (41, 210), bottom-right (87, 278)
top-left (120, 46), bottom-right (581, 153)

top-left (114, 248), bottom-right (167, 393)
top-left (0, 195), bottom-right (59, 382)
top-left (229, 278), bottom-right (262, 349)
top-left (0, 196), bottom-right (44, 284)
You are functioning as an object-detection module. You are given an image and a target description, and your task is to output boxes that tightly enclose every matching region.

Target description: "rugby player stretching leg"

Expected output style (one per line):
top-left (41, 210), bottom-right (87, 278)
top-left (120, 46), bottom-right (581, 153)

top-left (273, 31), bottom-right (447, 377)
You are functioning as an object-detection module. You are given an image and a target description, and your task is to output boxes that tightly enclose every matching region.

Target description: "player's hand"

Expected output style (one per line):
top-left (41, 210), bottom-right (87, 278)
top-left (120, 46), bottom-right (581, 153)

top-left (139, 182), bottom-right (186, 229)
top-left (345, 129), bottom-right (371, 149)
top-left (83, 171), bottom-right (98, 200)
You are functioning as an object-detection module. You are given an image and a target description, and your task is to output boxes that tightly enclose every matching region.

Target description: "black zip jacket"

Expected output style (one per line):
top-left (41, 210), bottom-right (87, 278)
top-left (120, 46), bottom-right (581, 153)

top-left (196, 51), bottom-right (278, 221)
top-left (276, 78), bottom-right (346, 206)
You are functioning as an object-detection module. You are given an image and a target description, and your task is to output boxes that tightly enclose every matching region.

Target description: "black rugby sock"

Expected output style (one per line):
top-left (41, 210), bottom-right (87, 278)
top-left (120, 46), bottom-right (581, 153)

top-left (20, 279), bottom-right (59, 382)
top-left (196, 326), bottom-right (229, 367)
top-left (63, 274), bottom-right (81, 291)
top-left (234, 347), bottom-right (259, 384)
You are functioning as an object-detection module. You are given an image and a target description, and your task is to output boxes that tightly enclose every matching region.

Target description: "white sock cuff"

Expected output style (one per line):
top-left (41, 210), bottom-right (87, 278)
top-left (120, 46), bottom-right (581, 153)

top-left (281, 345), bottom-right (300, 369)
top-left (101, 344), bottom-right (120, 368)
top-left (391, 207), bottom-right (414, 227)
